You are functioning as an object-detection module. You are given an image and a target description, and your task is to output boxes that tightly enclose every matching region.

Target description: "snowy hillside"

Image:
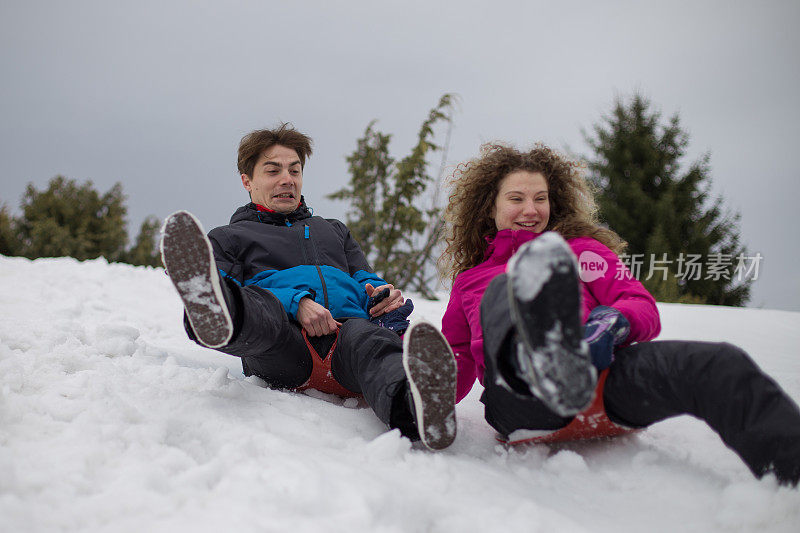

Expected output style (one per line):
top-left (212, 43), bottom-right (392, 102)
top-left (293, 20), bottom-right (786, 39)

top-left (1, 256), bottom-right (798, 533)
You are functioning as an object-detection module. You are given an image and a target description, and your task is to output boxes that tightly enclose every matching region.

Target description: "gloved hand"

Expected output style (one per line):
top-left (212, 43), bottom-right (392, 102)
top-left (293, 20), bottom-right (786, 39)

top-left (369, 288), bottom-right (414, 335)
top-left (583, 305), bottom-right (630, 371)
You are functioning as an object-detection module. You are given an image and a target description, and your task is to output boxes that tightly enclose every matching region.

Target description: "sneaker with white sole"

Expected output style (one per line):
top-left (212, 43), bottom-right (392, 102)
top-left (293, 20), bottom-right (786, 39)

top-left (507, 232), bottom-right (596, 417)
top-left (161, 210), bottom-right (233, 349)
top-left (402, 320), bottom-right (457, 450)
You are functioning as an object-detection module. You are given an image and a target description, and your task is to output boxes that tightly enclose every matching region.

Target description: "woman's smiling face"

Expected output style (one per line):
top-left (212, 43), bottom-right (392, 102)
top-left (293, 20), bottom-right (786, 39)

top-left (491, 170), bottom-right (550, 233)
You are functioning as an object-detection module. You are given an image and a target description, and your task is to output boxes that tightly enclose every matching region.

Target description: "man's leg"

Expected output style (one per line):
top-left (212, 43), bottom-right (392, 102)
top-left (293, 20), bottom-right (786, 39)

top-left (331, 319), bottom-right (457, 450)
top-left (162, 211), bottom-right (234, 348)
top-left (605, 341), bottom-right (800, 485)
top-left (206, 283), bottom-right (312, 389)
top-left (331, 319), bottom-right (406, 422)
top-left (163, 210), bottom-right (312, 388)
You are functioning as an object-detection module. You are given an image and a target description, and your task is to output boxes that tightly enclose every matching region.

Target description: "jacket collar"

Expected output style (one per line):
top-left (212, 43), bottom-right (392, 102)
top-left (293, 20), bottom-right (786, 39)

top-left (230, 196), bottom-right (312, 225)
top-left (484, 229), bottom-right (544, 263)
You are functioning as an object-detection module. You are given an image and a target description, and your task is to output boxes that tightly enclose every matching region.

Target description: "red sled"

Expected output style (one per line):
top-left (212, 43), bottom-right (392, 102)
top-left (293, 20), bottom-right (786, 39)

top-left (294, 329), bottom-right (363, 399)
top-left (497, 369), bottom-right (640, 445)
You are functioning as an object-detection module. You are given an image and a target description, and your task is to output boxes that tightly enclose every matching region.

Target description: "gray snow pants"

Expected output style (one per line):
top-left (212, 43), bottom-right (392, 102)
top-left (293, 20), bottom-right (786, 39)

top-left (183, 278), bottom-right (409, 429)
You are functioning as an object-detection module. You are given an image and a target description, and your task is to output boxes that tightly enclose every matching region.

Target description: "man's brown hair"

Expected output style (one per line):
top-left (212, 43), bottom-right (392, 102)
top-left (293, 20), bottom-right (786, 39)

top-left (237, 123), bottom-right (313, 176)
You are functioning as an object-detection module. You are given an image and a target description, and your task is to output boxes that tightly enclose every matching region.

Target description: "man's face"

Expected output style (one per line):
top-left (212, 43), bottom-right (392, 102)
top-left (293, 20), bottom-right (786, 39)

top-left (241, 144), bottom-right (303, 213)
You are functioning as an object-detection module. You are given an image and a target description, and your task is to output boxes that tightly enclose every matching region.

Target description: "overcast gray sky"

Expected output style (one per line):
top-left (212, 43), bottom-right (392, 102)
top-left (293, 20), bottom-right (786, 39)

top-left (2, 0), bottom-right (798, 311)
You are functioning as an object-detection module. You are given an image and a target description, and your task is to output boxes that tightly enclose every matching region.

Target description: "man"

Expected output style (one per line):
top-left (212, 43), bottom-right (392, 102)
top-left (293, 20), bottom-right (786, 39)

top-left (160, 124), bottom-right (457, 450)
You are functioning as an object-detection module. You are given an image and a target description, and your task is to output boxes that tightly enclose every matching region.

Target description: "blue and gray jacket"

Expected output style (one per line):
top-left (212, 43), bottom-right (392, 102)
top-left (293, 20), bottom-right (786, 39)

top-left (208, 199), bottom-right (388, 320)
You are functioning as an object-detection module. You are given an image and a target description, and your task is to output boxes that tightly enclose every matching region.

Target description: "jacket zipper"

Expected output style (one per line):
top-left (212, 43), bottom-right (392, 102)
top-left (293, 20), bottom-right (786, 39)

top-left (303, 224), bottom-right (329, 309)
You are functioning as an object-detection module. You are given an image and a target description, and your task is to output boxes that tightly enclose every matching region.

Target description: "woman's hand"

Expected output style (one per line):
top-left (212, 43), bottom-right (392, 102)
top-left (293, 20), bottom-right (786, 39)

top-left (584, 305), bottom-right (630, 370)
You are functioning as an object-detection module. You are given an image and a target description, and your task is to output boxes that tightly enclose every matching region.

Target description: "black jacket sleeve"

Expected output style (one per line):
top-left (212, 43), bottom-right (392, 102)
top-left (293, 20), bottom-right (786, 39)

top-left (208, 228), bottom-right (244, 284)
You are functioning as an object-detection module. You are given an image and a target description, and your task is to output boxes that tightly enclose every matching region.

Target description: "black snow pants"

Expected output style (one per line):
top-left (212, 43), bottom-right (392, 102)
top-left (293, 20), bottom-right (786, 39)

top-left (183, 278), bottom-right (412, 433)
top-left (480, 274), bottom-right (800, 484)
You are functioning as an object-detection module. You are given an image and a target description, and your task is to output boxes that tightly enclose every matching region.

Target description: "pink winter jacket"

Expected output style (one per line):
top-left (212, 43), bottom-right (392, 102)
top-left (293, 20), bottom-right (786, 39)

top-left (442, 230), bottom-right (661, 403)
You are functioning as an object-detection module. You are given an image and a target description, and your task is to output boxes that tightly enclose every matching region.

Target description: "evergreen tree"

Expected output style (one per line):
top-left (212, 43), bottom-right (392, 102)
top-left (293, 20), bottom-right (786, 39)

top-left (17, 176), bottom-right (128, 261)
top-left (328, 94), bottom-right (455, 298)
top-left (0, 204), bottom-right (20, 256)
top-left (123, 215), bottom-right (163, 267)
top-left (585, 94), bottom-right (750, 305)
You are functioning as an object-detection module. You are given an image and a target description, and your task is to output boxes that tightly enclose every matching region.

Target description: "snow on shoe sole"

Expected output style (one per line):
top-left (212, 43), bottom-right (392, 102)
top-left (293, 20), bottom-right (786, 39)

top-left (507, 232), bottom-right (596, 417)
top-left (403, 321), bottom-right (457, 451)
top-left (161, 210), bottom-right (233, 349)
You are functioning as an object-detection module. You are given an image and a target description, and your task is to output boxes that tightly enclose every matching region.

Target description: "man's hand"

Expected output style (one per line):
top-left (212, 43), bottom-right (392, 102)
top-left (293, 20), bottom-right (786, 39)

top-left (365, 283), bottom-right (404, 317)
top-left (297, 297), bottom-right (341, 336)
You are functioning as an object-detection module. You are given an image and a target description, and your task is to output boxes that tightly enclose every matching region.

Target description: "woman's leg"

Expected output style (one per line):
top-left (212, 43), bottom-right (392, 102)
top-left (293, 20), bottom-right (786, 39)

top-left (605, 341), bottom-right (800, 484)
top-left (505, 234), bottom-right (596, 416)
top-left (480, 274), bottom-right (574, 437)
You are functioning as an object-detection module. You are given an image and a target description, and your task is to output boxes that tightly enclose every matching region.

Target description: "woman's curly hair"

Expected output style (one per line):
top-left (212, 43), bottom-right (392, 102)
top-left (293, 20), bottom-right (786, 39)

top-left (439, 142), bottom-right (626, 284)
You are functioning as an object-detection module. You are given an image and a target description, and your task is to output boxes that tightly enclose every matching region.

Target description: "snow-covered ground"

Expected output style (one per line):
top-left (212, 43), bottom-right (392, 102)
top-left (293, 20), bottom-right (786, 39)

top-left (1, 256), bottom-right (798, 533)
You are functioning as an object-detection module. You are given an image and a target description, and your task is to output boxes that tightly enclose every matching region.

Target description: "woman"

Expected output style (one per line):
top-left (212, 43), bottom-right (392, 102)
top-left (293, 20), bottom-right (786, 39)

top-left (440, 143), bottom-right (800, 485)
